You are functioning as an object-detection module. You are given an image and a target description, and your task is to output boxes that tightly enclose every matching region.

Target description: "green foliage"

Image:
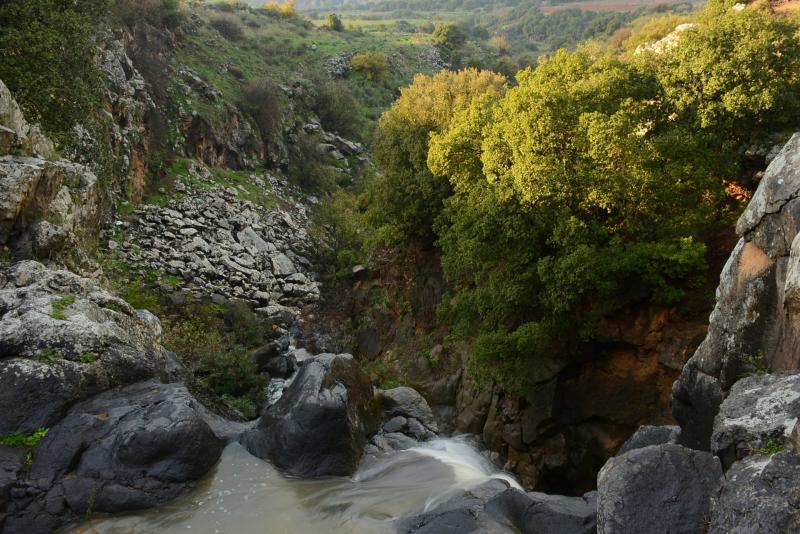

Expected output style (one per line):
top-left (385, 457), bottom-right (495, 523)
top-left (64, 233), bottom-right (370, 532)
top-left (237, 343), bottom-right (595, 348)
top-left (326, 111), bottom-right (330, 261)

top-left (351, 51), bottom-right (390, 82)
top-left (310, 77), bottom-right (368, 140)
top-left (112, 0), bottom-right (185, 30)
top-left (650, 3), bottom-right (800, 145)
top-left (0, 0), bottom-right (109, 141)
top-left (367, 3), bottom-right (800, 394)
top-left (0, 428), bottom-right (48, 449)
top-left (211, 13), bottom-right (246, 40)
top-left (432, 22), bottom-right (467, 49)
top-left (759, 439), bottom-right (784, 455)
top-left (370, 68), bottom-right (507, 241)
top-left (51, 295), bottom-right (76, 321)
top-left (163, 301), bottom-right (269, 418)
top-left (325, 13), bottom-right (344, 31)
top-left (36, 348), bottom-right (65, 364)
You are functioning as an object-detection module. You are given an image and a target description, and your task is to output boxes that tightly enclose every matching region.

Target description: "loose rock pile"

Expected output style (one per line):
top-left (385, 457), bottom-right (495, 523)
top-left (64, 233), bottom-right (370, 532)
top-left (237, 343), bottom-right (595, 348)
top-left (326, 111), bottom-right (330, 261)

top-left (114, 170), bottom-right (320, 323)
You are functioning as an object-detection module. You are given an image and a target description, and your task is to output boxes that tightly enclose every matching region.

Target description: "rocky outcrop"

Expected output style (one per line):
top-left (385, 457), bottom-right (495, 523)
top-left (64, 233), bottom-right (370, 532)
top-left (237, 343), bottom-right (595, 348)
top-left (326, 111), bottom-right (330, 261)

top-left (241, 353), bottom-right (374, 477)
top-left (710, 450), bottom-right (800, 533)
top-left (711, 371), bottom-right (800, 468)
top-left (597, 444), bottom-right (722, 534)
top-left (673, 132), bottom-right (800, 449)
top-left (368, 387), bottom-right (440, 453)
top-left (0, 79), bottom-right (105, 262)
top-left (114, 164), bottom-right (320, 321)
top-left (0, 261), bottom-right (180, 435)
top-left (0, 80), bottom-right (54, 158)
top-left (2, 381), bottom-right (225, 534)
top-left (617, 425), bottom-right (681, 455)
top-left (396, 479), bottom-right (597, 534)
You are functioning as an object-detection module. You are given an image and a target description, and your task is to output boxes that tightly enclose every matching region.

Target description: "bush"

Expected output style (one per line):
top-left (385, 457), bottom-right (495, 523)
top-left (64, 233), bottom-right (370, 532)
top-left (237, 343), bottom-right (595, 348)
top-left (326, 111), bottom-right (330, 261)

top-left (432, 23), bottom-right (467, 49)
top-left (351, 51), bottom-right (389, 82)
top-left (239, 79), bottom-right (282, 142)
top-left (310, 77), bottom-right (367, 140)
top-left (211, 14), bottom-right (245, 40)
top-left (325, 13), bottom-right (344, 31)
top-left (0, 0), bottom-right (109, 141)
top-left (112, 0), bottom-right (184, 30)
top-left (261, 0), bottom-right (300, 20)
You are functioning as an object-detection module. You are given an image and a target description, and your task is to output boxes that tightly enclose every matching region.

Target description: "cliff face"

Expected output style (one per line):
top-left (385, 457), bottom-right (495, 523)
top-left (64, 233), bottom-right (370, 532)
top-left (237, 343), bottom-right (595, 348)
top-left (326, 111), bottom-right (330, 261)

top-left (673, 133), bottom-right (800, 449)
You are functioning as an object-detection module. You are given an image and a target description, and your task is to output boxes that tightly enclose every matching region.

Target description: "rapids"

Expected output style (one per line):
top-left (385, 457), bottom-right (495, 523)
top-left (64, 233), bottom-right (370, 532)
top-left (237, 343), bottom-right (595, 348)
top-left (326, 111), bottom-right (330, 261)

top-left (76, 437), bottom-right (520, 534)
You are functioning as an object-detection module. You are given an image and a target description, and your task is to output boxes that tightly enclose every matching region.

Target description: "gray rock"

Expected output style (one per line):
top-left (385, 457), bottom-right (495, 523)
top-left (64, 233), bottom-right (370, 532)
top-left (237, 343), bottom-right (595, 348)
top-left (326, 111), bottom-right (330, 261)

top-left (2, 381), bottom-right (224, 534)
top-left (709, 450), bottom-right (800, 533)
top-left (711, 371), bottom-right (800, 468)
top-left (379, 387), bottom-right (439, 432)
top-left (597, 444), bottom-right (722, 534)
top-left (0, 78), bottom-right (54, 157)
top-left (383, 416), bottom-right (408, 433)
top-left (241, 354), bottom-right (374, 477)
top-left (618, 425), bottom-right (681, 455)
top-left (523, 491), bottom-right (597, 534)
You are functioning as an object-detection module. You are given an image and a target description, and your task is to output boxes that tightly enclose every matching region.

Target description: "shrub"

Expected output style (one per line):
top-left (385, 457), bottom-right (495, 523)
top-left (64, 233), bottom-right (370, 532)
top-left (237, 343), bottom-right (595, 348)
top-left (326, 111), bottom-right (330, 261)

top-left (261, 0), bottom-right (299, 20)
top-left (239, 79), bottom-right (282, 142)
top-left (0, 0), bottom-right (109, 141)
top-left (310, 77), bottom-right (367, 140)
top-left (351, 51), bottom-right (389, 82)
top-left (211, 14), bottom-right (245, 40)
top-left (112, 0), bottom-right (184, 30)
top-left (325, 13), bottom-right (344, 31)
top-left (432, 23), bottom-right (467, 49)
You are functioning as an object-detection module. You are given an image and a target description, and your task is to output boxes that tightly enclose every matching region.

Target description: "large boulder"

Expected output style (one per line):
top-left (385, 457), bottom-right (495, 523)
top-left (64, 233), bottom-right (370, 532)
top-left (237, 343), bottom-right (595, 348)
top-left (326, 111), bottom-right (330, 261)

top-left (597, 444), bottom-right (722, 534)
top-left (673, 132), bottom-right (800, 449)
top-left (2, 381), bottom-right (225, 534)
top-left (396, 480), bottom-right (597, 534)
top-left (0, 446), bottom-right (26, 531)
top-left (241, 353), bottom-right (374, 477)
top-left (711, 371), bottom-right (800, 468)
top-left (378, 386), bottom-right (439, 432)
top-left (710, 450), bottom-right (800, 533)
top-left (617, 425), bottom-right (681, 455)
top-left (0, 261), bottom-right (180, 435)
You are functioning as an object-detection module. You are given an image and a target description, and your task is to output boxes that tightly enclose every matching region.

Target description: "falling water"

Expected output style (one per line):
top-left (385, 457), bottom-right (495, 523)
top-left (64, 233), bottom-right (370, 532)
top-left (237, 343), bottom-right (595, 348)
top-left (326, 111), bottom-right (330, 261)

top-left (76, 437), bottom-right (520, 534)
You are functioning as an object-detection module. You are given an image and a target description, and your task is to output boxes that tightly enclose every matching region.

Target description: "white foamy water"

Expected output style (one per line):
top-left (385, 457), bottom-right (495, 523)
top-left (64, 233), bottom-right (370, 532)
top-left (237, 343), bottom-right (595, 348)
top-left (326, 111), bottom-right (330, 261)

top-left (75, 437), bottom-right (519, 534)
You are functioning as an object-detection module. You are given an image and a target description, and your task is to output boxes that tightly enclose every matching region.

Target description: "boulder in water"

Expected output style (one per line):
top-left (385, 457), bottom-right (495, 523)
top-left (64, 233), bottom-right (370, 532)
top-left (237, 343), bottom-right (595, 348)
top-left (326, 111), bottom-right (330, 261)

top-left (378, 386), bottom-right (439, 432)
top-left (597, 444), bottom-right (722, 534)
top-left (3, 381), bottom-right (224, 534)
top-left (241, 353), bottom-right (374, 477)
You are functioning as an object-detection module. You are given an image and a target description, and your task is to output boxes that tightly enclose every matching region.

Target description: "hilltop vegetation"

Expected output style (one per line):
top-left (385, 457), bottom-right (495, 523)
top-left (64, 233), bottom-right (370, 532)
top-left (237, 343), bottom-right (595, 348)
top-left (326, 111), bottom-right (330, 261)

top-left (329, 0), bottom-right (800, 394)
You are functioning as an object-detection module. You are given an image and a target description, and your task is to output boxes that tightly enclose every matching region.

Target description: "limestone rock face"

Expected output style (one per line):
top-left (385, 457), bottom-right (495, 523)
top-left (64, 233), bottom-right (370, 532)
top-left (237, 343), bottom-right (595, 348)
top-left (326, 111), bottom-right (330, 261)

top-left (597, 444), bottom-right (722, 534)
top-left (0, 156), bottom-right (104, 260)
top-left (673, 132), bottom-right (800, 449)
top-left (711, 371), bottom-right (800, 468)
top-left (0, 79), bottom-right (54, 158)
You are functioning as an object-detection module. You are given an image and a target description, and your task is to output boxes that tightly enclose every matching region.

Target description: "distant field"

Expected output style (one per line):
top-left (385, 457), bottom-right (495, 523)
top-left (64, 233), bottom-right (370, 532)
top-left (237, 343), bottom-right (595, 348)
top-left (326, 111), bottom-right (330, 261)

top-left (541, 0), bottom-right (689, 12)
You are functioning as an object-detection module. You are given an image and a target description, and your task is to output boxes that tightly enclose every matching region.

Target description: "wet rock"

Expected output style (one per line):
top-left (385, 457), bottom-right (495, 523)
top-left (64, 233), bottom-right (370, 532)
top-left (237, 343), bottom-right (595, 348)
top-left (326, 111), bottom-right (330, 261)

top-left (0, 446), bottom-right (26, 529)
top-left (709, 450), bottom-right (800, 533)
top-left (2, 381), bottom-right (224, 534)
top-left (523, 491), bottom-right (597, 534)
top-left (617, 425), bottom-right (681, 455)
top-left (597, 444), bottom-right (722, 534)
top-left (382, 416), bottom-right (408, 433)
top-left (378, 387), bottom-right (439, 432)
top-left (711, 371), bottom-right (800, 468)
top-left (241, 354), bottom-right (374, 477)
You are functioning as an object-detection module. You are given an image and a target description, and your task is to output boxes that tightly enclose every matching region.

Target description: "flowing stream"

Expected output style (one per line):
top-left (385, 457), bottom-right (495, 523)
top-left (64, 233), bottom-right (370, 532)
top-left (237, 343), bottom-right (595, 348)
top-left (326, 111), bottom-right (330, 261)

top-left (76, 437), bottom-right (520, 534)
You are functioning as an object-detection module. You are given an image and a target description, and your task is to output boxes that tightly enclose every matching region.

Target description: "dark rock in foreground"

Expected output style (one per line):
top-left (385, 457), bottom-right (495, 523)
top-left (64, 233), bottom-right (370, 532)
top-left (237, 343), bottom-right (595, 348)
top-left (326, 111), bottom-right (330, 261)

top-left (241, 353), bottom-right (374, 477)
top-left (597, 444), bottom-right (722, 534)
top-left (396, 479), bottom-right (597, 534)
top-left (710, 450), bottom-right (800, 533)
top-left (3, 381), bottom-right (224, 534)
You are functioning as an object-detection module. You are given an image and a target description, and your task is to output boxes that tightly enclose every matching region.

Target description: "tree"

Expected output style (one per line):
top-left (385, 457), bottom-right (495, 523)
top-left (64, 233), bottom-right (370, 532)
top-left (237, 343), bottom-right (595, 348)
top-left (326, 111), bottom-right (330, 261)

top-left (370, 69), bottom-right (507, 241)
top-left (0, 0), bottom-right (110, 141)
top-left (325, 13), bottom-right (344, 31)
top-left (350, 51), bottom-right (389, 82)
top-left (432, 23), bottom-right (468, 49)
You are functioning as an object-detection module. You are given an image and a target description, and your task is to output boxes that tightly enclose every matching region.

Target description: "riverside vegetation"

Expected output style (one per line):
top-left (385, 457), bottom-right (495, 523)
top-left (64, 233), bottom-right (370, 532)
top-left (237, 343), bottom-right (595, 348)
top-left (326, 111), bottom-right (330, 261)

top-left (1, 0), bottom-right (800, 532)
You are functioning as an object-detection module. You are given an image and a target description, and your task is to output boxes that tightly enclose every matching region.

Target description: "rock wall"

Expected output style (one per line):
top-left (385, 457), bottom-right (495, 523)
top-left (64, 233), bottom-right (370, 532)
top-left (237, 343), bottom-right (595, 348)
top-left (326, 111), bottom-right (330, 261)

top-left (673, 132), bottom-right (800, 449)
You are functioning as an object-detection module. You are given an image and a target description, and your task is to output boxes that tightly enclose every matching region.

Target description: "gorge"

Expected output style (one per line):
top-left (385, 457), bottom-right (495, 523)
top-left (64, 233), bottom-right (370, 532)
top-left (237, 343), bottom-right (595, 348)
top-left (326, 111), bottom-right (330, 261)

top-left (2, 0), bottom-right (800, 533)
